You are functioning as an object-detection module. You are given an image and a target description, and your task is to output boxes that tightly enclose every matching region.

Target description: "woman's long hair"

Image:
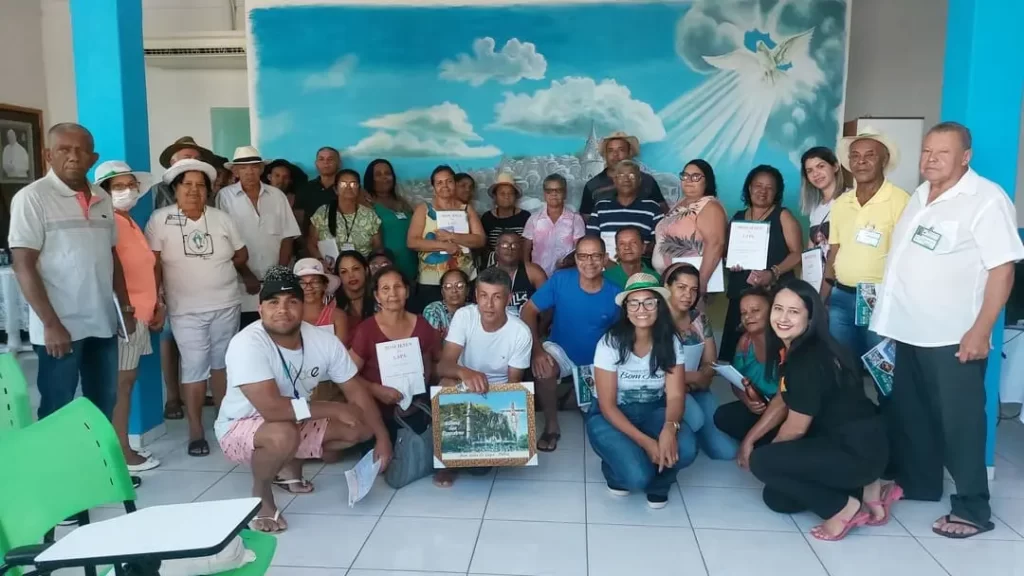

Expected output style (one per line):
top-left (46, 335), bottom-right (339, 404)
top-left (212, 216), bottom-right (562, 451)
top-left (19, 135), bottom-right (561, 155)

top-left (327, 169), bottom-right (362, 238)
top-left (334, 250), bottom-right (376, 322)
top-left (603, 291), bottom-right (680, 377)
top-left (799, 147), bottom-right (849, 215)
top-left (364, 158), bottom-right (412, 213)
top-left (764, 278), bottom-right (861, 387)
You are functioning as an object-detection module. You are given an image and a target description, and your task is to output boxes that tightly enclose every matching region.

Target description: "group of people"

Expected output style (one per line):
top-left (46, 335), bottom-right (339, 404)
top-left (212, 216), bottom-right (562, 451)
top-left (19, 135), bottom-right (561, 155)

top-left (8, 119), bottom-right (1021, 542)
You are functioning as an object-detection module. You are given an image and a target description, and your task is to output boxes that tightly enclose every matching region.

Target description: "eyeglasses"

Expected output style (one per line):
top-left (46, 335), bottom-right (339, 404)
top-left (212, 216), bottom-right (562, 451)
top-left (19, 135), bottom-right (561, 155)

top-left (543, 187), bottom-right (565, 194)
top-left (442, 281), bottom-right (467, 290)
top-left (337, 182), bottom-right (360, 190)
top-left (498, 242), bottom-right (521, 250)
top-left (679, 173), bottom-right (705, 183)
top-left (614, 173), bottom-right (638, 182)
top-left (299, 279), bottom-right (322, 289)
top-left (625, 298), bottom-right (658, 312)
top-left (108, 180), bottom-right (139, 192)
top-left (575, 252), bottom-right (604, 262)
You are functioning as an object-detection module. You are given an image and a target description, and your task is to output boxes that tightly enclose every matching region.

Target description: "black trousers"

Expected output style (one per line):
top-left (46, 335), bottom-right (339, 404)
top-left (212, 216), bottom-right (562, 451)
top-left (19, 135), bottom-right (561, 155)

top-left (887, 342), bottom-right (991, 525)
top-left (713, 401), bottom-right (777, 445)
top-left (749, 417), bottom-right (888, 519)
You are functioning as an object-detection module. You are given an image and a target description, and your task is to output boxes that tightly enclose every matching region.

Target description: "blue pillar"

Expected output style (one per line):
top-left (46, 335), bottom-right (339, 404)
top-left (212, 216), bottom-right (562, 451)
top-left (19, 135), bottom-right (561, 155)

top-left (942, 0), bottom-right (1024, 468)
top-left (70, 0), bottom-right (165, 441)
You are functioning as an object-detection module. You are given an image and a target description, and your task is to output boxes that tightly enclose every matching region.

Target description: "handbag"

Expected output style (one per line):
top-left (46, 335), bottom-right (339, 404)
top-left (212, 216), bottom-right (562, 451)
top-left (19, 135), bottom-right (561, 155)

top-left (384, 400), bottom-right (434, 489)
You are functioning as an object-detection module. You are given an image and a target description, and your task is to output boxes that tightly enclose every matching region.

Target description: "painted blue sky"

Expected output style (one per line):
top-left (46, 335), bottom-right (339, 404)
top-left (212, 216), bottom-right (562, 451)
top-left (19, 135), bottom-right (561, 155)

top-left (250, 0), bottom-right (849, 211)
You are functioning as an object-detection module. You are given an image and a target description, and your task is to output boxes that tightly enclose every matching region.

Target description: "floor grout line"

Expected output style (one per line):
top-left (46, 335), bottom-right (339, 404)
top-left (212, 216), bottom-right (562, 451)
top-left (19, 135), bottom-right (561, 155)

top-left (677, 481), bottom-right (711, 576)
top-left (464, 471), bottom-right (497, 575)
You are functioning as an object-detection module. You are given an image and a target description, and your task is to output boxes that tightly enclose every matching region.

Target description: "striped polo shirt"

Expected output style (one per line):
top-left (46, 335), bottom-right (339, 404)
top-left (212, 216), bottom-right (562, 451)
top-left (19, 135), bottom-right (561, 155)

top-left (586, 195), bottom-right (665, 243)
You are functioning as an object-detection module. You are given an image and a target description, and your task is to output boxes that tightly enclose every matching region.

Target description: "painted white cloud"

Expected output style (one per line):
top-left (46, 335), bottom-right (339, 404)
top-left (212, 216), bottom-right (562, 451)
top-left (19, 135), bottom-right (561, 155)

top-left (346, 131), bottom-right (501, 159)
top-left (492, 76), bottom-right (666, 142)
top-left (259, 111), bottom-right (293, 143)
top-left (348, 102), bottom-right (500, 158)
top-left (440, 37), bottom-right (547, 86)
top-left (361, 102), bottom-right (481, 141)
top-left (303, 54), bottom-right (358, 92)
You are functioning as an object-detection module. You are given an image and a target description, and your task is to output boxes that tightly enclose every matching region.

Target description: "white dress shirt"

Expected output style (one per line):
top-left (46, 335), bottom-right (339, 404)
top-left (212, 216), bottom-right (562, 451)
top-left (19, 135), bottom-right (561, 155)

top-left (216, 182), bottom-right (301, 312)
top-left (871, 169), bottom-right (1024, 347)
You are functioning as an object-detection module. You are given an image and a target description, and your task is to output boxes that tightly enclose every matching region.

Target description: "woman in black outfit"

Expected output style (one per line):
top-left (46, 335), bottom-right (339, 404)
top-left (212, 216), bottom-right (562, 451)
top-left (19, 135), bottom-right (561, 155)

top-left (719, 165), bottom-right (803, 361)
top-left (739, 279), bottom-right (897, 541)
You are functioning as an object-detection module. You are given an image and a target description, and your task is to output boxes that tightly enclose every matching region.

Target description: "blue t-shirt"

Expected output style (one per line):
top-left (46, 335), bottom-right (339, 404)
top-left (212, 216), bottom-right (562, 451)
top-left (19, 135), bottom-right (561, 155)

top-left (530, 268), bottom-right (620, 366)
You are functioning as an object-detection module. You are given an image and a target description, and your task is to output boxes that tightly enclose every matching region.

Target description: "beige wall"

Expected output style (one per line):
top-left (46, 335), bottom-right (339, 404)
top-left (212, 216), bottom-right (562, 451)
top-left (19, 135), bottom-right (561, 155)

top-left (0, 1), bottom-right (48, 113)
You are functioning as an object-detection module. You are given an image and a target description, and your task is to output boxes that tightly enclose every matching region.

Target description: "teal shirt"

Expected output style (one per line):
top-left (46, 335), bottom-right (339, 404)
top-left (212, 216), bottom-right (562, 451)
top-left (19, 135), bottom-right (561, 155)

top-left (604, 263), bottom-right (659, 288)
top-left (733, 342), bottom-right (778, 397)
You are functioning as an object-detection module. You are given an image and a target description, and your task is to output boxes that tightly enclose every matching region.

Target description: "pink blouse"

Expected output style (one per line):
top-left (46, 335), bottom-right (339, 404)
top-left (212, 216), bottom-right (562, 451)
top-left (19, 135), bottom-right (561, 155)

top-left (523, 207), bottom-right (586, 276)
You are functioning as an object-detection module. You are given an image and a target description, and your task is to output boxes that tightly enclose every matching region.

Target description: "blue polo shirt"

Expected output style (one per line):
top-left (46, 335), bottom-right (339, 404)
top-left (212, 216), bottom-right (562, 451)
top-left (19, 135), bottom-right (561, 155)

top-left (529, 268), bottom-right (621, 366)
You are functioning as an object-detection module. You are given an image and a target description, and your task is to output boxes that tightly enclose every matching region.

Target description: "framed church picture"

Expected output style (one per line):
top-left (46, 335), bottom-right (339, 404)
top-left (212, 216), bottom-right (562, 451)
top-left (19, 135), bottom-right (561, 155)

top-left (431, 382), bottom-right (538, 469)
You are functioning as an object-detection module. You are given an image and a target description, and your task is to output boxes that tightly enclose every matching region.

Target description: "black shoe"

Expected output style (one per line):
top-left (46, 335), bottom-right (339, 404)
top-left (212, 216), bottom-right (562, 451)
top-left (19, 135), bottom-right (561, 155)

top-left (58, 515), bottom-right (79, 527)
top-left (131, 475), bottom-right (142, 489)
top-left (646, 493), bottom-right (668, 509)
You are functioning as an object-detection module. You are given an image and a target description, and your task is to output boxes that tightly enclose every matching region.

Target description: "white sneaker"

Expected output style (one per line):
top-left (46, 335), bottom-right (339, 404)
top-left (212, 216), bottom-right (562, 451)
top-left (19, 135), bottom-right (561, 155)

top-left (607, 484), bottom-right (629, 497)
top-left (127, 455), bottom-right (161, 472)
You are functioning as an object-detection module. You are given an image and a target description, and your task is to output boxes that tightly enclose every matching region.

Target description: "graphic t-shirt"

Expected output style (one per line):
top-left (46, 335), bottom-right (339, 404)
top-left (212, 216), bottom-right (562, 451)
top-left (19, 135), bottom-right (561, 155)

top-left (445, 304), bottom-right (533, 384)
top-left (593, 334), bottom-right (685, 405)
top-left (215, 321), bottom-right (358, 439)
top-left (529, 269), bottom-right (620, 366)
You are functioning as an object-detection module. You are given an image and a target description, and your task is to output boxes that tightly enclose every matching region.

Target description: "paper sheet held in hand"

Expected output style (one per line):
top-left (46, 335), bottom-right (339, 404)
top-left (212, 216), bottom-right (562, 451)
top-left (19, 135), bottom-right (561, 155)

top-left (376, 337), bottom-right (425, 410)
top-left (712, 363), bottom-right (747, 391)
top-left (317, 240), bottom-right (339, 269)
top-left (345, 449), bottom-right (381, 507)
top-left (682, 343), bottom-right (704, 372)
top-left (726, 221), bottom-right (770, 270)
top-left (435, 210), bottom-right (471, 254)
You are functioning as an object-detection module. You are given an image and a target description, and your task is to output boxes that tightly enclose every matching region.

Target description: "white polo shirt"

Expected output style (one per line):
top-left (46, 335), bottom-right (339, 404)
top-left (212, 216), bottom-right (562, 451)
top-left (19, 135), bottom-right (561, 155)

top-left (7, 171), bottom-right (118, 345)
top-left (145, 205), bottom-right (246, 316)
top-left (216, 182), bottom-right (301, 312)
top-left (871, 169), bottom-right (1024, 347)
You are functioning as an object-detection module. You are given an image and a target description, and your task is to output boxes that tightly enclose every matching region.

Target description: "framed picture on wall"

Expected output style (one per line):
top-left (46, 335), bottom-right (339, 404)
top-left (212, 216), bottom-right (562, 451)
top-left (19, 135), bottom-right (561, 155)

top-left (0, 104), bottom-right (45, 248)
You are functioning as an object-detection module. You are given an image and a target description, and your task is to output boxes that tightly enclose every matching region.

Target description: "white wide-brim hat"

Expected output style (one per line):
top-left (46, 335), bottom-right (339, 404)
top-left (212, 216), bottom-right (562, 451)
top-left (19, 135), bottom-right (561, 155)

top-left (837, 126), bottom-right (900, 174)
top-left (293, 257), bottom-right (341, 295)
top-left (92, 160), bottom-right (153, 195)
top-left (225, 145), bottom-right (265, 168)
top-left (162, 158), bottom-right (218, 185)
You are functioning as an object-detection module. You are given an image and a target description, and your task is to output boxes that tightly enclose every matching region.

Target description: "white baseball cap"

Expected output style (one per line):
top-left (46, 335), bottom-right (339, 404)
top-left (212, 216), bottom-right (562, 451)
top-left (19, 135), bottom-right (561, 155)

top-left (92, 160), bottom-right (152, 193)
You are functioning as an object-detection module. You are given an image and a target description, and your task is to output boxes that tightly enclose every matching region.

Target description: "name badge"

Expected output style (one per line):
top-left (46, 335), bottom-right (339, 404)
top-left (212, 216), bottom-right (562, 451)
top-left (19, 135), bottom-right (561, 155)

top-left (911, 225), bottom-right (941, 251)
top-left (855, 228), bottom-right (882, 247)
top-left (164, 213), bottom-right (186, 225)
top-left (341, 243), bottom-right (356, 252)
top-left (395, 212), bottom-right (408, 220)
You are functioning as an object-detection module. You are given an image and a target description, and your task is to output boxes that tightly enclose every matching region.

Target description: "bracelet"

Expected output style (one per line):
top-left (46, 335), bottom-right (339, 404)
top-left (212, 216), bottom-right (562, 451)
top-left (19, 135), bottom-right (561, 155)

top-left (770, 265), bottom-right (781, 280)
top-left (664, 421), bottom-right (680, 432)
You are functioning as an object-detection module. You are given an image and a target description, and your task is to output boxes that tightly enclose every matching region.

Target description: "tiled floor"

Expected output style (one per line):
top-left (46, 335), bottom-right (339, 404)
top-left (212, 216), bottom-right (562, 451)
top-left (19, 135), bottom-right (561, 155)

top-left (18, 354), bottom-right (1024, 576)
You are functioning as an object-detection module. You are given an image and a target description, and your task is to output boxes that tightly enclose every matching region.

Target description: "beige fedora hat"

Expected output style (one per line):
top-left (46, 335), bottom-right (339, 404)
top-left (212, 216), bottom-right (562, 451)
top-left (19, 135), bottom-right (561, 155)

top-left (488, 172), bottom-right (523, 198)
top-left (837, 126), bottom-right (900, 173)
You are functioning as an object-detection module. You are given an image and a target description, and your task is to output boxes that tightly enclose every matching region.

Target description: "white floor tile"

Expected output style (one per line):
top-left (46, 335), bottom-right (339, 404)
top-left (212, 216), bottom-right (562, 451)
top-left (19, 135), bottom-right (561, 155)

top-left (587, 524), bottom-right (707, 576)
top-left (808, 534), bottom-right (948, 576)
top-left (130, 470), bottom-right (227, 507)
top-left (992, 496), bottom-right (1024, 538)
top-left (352, 516), bottom-right (480, 572)
top-left (194, 471), bottom-right (296, 511)
top-left (585, 482), bottom-right (690, 527)
top-left (283, 473), bottom-right (395, 517)
top-left (312, 453), bottom-right (362, 475)
top-left (350, 572), bottom-right (463, 576)
top-left (791, 510), bottom-right (911, 537)
top-left (497, 446), bottom-right (585, 482)
top-left (235, 458), bottom-right (326, 479)
top-left (151, 438), bottom-right (238, 472)
top-left (682, 486), bottom-right (798, 532)
top-left (676, 454), bottom-right (763, 489)
top-left (694, 529), bottom-right (827, 576)
top-left (584, 443), bottom-right (605, 483)
top-left (269, 513), bottom-right (377, 568)
top-left (266, 568), bottom-right (347, 576)
top-left (891, 499), bottom-right (1021, 541)
top-left (384, 474), bottom-right (493, 519)
top-left (471, 519), bottom-right (587, 576)
top-left (918, 538), bottom-right (1024, 576)
top-left (485, 479), bottom-right (586, 523)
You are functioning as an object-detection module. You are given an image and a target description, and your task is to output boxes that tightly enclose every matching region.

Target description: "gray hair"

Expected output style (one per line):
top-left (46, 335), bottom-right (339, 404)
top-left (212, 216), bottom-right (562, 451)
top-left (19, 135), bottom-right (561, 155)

top-left (615, 159), bottom-right (642, 176)
top-left (543, 173), bottom-right (567, 191)
top-left (928, 121), bottom-right (972, 150)
top-left (48, 123), bottom-right (93, 148)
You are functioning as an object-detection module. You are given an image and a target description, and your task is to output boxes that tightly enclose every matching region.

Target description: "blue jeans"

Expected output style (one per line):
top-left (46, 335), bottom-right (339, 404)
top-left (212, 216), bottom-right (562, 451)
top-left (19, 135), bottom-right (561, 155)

top-left (34, 336), bottom-right (118, 420)
top-left (683, 391), bottom-right (739, 460)
top-left (829, 287), bottom-right (882, 358)
top-left (586, 400), bottom-right (698, 497)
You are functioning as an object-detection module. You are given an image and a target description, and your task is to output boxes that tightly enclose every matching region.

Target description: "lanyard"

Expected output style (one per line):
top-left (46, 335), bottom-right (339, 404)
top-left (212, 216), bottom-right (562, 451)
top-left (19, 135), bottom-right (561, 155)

top-left (339, 211), bottom-right (355, 242)
top-left (274, 336), bottom-right (305, 399)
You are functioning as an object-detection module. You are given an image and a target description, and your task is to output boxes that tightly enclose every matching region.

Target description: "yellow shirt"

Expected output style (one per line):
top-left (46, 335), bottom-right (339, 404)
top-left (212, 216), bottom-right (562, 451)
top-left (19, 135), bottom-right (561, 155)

top-left (829, 180), bottom-right (910, 285)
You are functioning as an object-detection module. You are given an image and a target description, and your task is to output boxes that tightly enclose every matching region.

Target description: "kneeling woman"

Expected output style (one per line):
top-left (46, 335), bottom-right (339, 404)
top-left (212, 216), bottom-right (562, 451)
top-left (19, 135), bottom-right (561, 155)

top-left (742, 280), bottom-right (895, 541)
top-left (586, 273), bottom-right (698, 509)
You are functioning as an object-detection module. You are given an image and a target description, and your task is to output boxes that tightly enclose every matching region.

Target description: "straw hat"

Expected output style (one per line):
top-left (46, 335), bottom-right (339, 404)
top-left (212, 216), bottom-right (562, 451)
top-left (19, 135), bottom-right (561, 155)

top-left (225, 145), bottom-right (265, 168)
top-left (488, 172), bottom-right (522, 198)
top-left (615, 273), bottom-right (671, 306)
top-left (837, 126), bottom-right (900, 173)
top-left (161, 158), bottom-right (217, 185)
top-left (158, 136), bottom-right (213, 169)
top-left (599, 131), bottom-right (641, 157)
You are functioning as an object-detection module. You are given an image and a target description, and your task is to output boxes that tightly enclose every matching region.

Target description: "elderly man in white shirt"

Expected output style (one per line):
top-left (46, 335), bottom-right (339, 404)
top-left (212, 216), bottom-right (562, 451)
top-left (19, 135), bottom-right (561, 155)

top-left (871, 122), bottom-right (1024, 539)
top-left (217, 145), bottom-right (301, 327)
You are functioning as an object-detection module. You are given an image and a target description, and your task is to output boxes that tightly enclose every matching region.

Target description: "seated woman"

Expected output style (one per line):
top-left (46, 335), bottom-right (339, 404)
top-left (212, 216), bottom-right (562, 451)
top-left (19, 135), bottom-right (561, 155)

top-left (422, 268), bottom-right (471, 337)
top-left (713, 287), bottom-right (778, 444)
top-left (293, 258), bottom-right (347, 402)
top-left (586, 273), bottom-right (698, 509)
top-left (662, 263), bottom-right (737, 460)
top-left (741, 279), bottom-right (894, 541)
top-left (334, 250), bottom-right (376, 344)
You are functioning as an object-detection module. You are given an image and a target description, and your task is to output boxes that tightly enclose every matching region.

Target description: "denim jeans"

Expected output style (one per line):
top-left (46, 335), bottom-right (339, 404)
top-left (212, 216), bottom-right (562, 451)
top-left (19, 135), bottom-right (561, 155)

top-left (829, 287), bottom-right (882, 358)
top-left (586, 400), bottom-right (698, 497)
top-left (34, 336), bottom-right (119, 420)
top-left (684, 391), bottom-right (739, 460)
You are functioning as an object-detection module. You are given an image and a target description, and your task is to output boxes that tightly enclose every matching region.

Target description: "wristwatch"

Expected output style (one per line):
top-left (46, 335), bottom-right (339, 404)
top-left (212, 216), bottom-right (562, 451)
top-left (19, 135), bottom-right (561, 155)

top-left (665, 421), bottom-right (680, 432)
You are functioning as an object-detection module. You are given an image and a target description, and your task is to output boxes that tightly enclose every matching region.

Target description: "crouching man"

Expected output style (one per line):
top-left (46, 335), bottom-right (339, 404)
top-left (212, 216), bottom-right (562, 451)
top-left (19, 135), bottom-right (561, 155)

top-left (214, 266), bottom-right (393, 533)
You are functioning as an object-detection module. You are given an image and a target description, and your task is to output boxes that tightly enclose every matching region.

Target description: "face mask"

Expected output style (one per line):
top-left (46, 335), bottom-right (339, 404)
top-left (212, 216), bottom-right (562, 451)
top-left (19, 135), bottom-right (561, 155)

top-left (112, 188), bottom-right (139, 211)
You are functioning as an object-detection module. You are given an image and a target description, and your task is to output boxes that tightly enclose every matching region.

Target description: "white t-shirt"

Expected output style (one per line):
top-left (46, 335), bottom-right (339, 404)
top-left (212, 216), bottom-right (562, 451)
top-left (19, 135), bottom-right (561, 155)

top-left (146, 206), bottom-right (246, 316)
top-left (808, 199), bottom-right (834, 258)
top-left (445, 304), bottom-right (533, 384)
top-left (593, 334), bottom-right (685, 405)
top-left (215, 321), bottom-right (358, 439)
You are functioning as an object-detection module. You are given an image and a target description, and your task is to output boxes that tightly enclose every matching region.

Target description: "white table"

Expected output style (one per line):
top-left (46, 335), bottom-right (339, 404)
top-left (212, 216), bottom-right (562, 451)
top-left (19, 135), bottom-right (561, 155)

top-left (0, 266), bottom-right (31, 352)
top-left (33, 497), bottom-right (260, 570)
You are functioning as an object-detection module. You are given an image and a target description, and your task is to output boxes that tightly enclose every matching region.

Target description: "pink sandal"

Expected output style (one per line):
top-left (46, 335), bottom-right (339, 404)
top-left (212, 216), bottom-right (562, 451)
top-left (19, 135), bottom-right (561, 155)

top-left (810, 511), bottom-right (871, 541)
top-left (865, 483), bottom-right (904, 527)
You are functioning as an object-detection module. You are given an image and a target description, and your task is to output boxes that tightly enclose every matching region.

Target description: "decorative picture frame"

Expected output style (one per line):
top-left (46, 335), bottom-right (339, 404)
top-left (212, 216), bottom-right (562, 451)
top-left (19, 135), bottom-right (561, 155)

top-left (0, 104), bottom-right (44, 247)
top-left (431, 382), bottom-right (538, 469)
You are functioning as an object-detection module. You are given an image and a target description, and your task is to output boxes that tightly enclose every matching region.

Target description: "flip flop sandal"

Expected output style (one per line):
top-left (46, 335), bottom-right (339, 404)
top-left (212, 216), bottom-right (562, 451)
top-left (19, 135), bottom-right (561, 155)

top-left (272, 477), bottom-right (315, 494)
top-left (433, 470), bottom-right (456, 488)
top-left (931, 515), bottom-right (995, 539)
top-left (163, 400), bottom-right (184, 420)
top-left (865, 483), bottom-right (904, 526)
top-left (537, 432), bottom-right (561, 452)
top-left (187, 439), bottom-right (210, 457)
top-left (249, 510), bottom-right (286, 534)
top-left (810, 511), bottom-right (871, 541)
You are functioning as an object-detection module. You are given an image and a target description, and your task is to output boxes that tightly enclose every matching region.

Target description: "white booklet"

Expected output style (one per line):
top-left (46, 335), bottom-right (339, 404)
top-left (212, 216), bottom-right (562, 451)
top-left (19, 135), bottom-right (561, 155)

top-left (317, 240), bottom-right (340, 270)
top-left (712, 362), bottom-right (747, 391)
top-left (435, 210), bottom-right (471, 254)
top-left (682, 342), bottom-right (704, 372)
top-left (726, 221), bottom-right (771, 271)
top-left (671, 256), bottom-right (724, 293)
top-left (600, 231), bottom-right (617, 261)
top-left (375, 337), bottom-right (425, 410)
top-left (801, 248), bottom-right (824, 292)
top-left (345, 449), bottom-right (381, 507)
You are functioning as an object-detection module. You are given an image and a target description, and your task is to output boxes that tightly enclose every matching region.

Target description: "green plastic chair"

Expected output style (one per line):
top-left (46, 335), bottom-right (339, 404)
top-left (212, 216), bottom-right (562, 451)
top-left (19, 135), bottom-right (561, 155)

top-left (0, 353), bottom-right (31, 435)
top-left (0, 398), bottom-right (276, 576)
